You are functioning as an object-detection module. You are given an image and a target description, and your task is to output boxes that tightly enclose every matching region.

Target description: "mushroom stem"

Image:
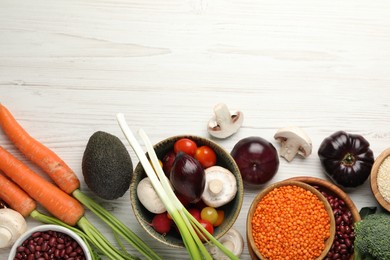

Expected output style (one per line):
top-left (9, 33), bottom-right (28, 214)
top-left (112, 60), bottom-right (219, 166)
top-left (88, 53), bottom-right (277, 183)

top-left (208, 103), bottom-right (243, 139)
top-left (279, 141), bottom-right (300, 162)
top-left (208, 179), bottom-right (223, 196)
top-left (214, 104), bottom-right (233, 129)
top-left (274, 126), bottom-right (312, 162)
top-left (208, 228), bottom-right (244, 259)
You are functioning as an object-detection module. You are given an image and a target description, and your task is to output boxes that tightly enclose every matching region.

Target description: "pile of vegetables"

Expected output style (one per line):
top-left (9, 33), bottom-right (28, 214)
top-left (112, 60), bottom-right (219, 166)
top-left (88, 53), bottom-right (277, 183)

top-left (0, 101), bottom-right (385, 260)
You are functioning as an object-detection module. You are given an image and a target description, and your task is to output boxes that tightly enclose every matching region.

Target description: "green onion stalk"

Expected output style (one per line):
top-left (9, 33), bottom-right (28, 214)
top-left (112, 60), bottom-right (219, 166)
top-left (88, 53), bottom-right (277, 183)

top-left (117, 113), bottom-right (239, 260)
top-left (72, 190), bottom-right (160, 260)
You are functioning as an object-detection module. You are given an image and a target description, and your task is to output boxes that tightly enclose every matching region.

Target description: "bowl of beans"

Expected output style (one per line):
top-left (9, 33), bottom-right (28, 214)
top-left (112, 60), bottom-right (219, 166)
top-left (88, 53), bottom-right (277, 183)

top-left (287, 176), bottom-right (360, 260)
top-left (8, 224), bottom-right (91, 260)
top-left (370, 147), bottom-right (390, 212)
top-left (247, 180), bottom-right (336, 260)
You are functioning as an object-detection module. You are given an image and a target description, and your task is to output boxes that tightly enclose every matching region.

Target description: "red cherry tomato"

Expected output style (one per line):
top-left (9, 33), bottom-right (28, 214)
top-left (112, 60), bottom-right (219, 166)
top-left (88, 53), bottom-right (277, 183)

top-left (195, 146), bottom-right (217, 168)
top-left (174, 138), bottom-right (198, 156)
top-left (197, 219), bottom-right (214, 241)
top-left (188, 208), bottom-right (201, 221)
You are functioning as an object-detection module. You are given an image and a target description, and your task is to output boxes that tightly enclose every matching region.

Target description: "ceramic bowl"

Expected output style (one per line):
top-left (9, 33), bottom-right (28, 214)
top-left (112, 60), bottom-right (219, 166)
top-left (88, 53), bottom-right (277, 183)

top-left (8, 224), bottom-right (92, 260)
top-left (246, 180), bottom-right (336, 260)
top-left (130, 135), bottom-right (244, 248)
top-left (370, 147), bottom-right (390, 212)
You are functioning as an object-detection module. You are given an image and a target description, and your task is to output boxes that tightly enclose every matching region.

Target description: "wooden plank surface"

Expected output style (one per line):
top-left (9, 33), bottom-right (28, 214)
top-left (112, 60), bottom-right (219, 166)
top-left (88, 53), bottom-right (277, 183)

top-left (1, 0), bottom-right (390, 259)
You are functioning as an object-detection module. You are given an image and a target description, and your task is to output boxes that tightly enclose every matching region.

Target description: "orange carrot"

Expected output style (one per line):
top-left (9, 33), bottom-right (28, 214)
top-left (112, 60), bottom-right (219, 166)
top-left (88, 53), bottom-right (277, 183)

top-left (0, 172), bottom-right (129, 260)
top-left (0, 146), bottom-right (84, 226)
top-left (0, 172), bottom-right (36, 217)
top-left (0, 104), bottom-right (79, 194)
top-left (0, 105), bottom-right (161, 259)
top-left (0, 169), bottom-right (135, 260)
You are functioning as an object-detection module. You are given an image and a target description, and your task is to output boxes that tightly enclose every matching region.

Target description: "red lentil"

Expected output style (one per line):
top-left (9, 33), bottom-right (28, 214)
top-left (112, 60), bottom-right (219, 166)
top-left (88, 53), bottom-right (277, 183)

top-left (251, 185), bottom-right (331, 260)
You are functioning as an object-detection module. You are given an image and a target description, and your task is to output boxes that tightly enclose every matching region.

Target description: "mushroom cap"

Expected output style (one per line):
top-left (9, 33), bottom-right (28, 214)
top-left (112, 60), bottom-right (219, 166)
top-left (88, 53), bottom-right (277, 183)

top-left (274, 126), bottom-right (312, 161)
top-left (0, 208), bottom-right (27, 248)
top-left (0, 227), bottom-right (12, 248)
top-left (137, 177), bottom-right (166, 214)
top-left (201, 166), bottom-right (237, 208)
top-left (208, 103), bottom-right (244, 139)
top-left (208, 227), bottom-right (244, 259)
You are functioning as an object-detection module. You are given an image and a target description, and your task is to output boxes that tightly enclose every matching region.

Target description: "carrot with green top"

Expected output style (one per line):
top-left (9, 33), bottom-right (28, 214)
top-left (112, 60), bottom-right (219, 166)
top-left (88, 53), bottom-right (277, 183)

top-left (0, 151), bottom-right (135, 260)
top-left (0, 104), bottom-right (161, 260)
top-left (0, 104), bottom-right (79, 194)
top-left (0, 146), bottom-right (84, 226)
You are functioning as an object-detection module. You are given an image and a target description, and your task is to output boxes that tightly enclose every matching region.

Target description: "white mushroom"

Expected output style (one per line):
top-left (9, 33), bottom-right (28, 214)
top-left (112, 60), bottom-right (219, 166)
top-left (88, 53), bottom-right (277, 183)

top-left (137, 177), bottom-right (166, 214)
top-left (274, 126), bottom-right (312, 162)
top-left (208, 228), bottom-right (244, 259)
top-left (0, 208), bottom-right (27, 248)
top-left (201, 166), bottom-right (237, 208)
top-left (208, 103), bottom-right (243, 139)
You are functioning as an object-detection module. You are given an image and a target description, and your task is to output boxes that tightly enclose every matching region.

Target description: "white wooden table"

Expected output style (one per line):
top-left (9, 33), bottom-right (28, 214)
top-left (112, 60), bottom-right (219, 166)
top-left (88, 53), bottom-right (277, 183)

top-left (1, 0), bottom-right (390, 259)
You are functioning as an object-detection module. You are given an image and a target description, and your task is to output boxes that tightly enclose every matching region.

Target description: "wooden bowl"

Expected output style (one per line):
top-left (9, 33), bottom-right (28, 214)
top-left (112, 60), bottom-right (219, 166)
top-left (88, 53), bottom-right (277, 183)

top-left (370, 147), bottom-right (390, 212)
top-left (288, 176), bottom-right (360, 260)
top-left (130, 135), bottom-right (244, 248)
top-left (247, 180), bottom-right (335, 260)
top-left (287, 176), bottom-right (361, 223)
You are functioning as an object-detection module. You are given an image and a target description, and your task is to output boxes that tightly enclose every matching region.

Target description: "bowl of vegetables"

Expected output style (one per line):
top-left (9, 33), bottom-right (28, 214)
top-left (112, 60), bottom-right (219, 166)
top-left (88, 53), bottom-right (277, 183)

top-left (8, 224), bottom-right (92, 260)
top-left (130, 135), bottom-right (244, 248)
top-left (246, 180), bottom-right (336, 260)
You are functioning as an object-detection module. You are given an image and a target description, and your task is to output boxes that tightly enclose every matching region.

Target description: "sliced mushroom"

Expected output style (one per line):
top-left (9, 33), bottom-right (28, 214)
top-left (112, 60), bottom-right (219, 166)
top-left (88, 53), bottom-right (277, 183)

top-left (137, 177), bottom-right (166, 214)
top-left (201, 166), bottom-right (237, 208)
top-left (274, 126), bottom-right (312, 162)
top-left (208, 228), bottom-right (244, 259)
top-left (0, 208), bottom-right (27, 248)
top-left (208, 103), bottom-right (243, 139)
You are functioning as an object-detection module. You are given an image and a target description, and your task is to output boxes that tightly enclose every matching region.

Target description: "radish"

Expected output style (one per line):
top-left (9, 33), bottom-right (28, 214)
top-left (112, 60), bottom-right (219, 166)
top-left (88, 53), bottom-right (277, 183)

top-left (151, 213), bottom-right (172, 235)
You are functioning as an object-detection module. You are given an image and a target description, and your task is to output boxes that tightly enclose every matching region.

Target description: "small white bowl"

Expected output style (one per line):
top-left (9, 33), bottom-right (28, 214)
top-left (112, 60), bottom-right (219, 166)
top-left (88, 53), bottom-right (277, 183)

top-left (8, 224), bottom-right (92, 260)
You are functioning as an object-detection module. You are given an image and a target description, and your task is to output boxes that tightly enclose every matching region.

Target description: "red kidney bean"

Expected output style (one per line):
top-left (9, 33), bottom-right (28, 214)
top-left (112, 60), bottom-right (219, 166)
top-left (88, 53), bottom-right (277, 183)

top-left (13, 229), bottom-right (86, 260)
top-left (315, 186), bottom-right (355, 259)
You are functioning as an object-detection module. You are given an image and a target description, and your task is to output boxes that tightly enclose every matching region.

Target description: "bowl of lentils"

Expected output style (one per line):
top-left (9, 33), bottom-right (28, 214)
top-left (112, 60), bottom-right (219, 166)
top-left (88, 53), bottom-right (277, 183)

top-left (287, 176), bottom-right (360, 260)
top-left (247, 180), bottom-right (336, 260)
top-left (8, 224), bottom-right (91, 260)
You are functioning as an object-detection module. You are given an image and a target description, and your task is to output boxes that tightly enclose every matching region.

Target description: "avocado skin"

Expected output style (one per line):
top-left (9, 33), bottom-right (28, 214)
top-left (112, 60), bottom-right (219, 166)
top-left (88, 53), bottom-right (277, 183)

top-left (82, 131), bottom-right (133, 200)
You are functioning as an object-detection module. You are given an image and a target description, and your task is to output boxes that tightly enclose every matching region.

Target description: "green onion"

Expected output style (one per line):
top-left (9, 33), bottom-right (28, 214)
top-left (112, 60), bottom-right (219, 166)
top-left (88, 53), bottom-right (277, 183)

top-left (117, 113), bottom-right (239, 260)
top-left (72, 190), bottom-right (160, 260)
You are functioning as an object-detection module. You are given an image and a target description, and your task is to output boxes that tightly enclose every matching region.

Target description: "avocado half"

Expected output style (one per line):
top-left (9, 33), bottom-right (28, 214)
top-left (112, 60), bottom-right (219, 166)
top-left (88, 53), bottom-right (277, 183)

top-left (82, 131), bottom-right (133, 200)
